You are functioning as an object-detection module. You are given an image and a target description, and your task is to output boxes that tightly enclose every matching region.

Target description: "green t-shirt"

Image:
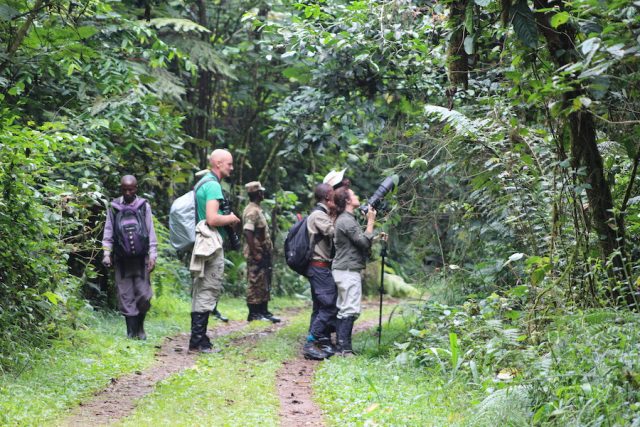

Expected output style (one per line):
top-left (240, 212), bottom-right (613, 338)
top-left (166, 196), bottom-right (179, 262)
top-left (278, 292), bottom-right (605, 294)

top-left (195, 172), bottom-right (227, 240)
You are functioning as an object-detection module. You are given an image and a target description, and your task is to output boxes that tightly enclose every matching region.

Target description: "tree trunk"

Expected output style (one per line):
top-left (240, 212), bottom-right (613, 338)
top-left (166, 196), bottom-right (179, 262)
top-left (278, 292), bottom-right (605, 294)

top-left (533, 0), bottom-right (634, 306)
top-left (447, 0), bottom-right (469, 91)
top-left (0, 0), bottom-right (47, 75)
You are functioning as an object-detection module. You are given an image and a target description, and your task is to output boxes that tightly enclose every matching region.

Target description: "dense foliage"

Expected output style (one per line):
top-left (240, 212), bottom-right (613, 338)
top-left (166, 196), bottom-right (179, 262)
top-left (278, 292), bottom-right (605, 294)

top-left (2, 0), bottom-right (640, 421)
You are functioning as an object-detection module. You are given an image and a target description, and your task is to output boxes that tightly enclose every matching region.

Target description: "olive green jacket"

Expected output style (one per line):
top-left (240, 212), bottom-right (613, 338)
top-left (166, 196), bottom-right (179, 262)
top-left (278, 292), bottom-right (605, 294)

top-left (333, 211), bottom-right (374, 271)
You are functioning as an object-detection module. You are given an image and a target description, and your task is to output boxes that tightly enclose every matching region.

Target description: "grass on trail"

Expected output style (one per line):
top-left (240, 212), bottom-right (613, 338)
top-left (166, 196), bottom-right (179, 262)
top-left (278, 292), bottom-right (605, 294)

top-left (315, 306), bottom-right (481, 427)
top-left (118, 309), bottom-right (310, 427)
top-left (0, 295), bottom-right (303, 426)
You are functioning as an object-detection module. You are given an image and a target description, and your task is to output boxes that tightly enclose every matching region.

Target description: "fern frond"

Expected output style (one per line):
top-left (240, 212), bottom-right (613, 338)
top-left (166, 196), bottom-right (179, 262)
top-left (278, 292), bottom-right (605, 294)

top-left (146, 67), bottom-right (186, 99)
top-left (502, 328), bottom-right (522, 344)
top-left (469, 385), bottom-right (531, 427)
top-left (424, 104), bottom-right (480, 137)
top-left (141, 18), bottom-right (210, 34)
top-left (163, 35), bottom-right (236, 79)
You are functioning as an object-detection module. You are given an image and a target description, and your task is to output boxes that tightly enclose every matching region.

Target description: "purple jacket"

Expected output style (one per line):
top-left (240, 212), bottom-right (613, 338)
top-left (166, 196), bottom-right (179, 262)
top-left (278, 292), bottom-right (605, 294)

top-left (102, 196), bottom-right (158, 261)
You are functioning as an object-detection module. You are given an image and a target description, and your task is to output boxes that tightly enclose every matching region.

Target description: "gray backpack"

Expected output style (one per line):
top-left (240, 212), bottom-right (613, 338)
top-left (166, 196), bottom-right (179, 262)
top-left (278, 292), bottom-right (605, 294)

top-left (169, 176), bottom-right (215, 251)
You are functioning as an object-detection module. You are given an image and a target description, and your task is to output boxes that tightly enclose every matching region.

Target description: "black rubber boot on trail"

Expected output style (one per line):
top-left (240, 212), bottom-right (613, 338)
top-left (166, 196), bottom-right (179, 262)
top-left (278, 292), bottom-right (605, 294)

top-left (137, 311), bottom-right (147, 340)
top-left (336, 317), bottom-right (355, 356)
top-left (247, 303), bottom-right (268, 321)
top-left (211, 304), bottom-right (229, 322)
top-left (189, 312), bottom-right (213, 353)
top-left (125, 316), bottom-right (138, 339)
top-left (260, 302), bottom-right (281, 323)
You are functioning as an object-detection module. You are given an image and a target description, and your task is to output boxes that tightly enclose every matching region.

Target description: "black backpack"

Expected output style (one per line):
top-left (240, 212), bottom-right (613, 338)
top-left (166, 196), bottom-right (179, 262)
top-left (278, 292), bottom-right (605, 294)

top-left (111, 197), bottom-right (149, 258)
top-left (284, 208), bottom-right (323, 276)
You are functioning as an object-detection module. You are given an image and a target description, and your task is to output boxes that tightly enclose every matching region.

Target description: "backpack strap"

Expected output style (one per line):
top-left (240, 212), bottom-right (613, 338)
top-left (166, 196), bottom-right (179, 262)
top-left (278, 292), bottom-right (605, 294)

top-left (193, 175), bottom-right (217, 223)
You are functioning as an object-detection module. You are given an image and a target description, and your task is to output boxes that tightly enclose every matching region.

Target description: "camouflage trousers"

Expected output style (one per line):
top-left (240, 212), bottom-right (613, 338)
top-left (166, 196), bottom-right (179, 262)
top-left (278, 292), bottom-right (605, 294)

top-left (246, 255), bottom-right (272, 305)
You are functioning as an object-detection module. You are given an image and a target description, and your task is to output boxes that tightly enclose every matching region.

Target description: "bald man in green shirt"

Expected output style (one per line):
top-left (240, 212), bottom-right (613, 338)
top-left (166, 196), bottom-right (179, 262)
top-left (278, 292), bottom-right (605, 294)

top-left (189, 149), bottom-right (240, 353)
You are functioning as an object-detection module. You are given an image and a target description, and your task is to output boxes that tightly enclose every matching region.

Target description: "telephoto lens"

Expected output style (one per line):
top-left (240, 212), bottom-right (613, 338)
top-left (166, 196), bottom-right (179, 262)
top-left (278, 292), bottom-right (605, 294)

top-left (360, 175), bottom-right (398, 215)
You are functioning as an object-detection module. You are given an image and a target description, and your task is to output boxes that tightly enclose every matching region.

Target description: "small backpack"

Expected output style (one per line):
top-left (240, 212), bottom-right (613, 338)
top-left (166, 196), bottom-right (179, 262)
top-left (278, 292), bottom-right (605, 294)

top-left (284, 208), bottom-right (323, 276)
top-left (169, 176), bottom-right (215, 251)
top-left (111, 197), bottom-right (149, 258)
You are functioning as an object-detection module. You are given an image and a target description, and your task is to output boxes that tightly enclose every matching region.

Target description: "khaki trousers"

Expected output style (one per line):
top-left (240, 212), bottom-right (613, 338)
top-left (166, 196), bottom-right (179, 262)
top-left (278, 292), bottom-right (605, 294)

top-left (332, 269), bottom-right (362, 319)
top-left (192, 249), bottom-right (224, 312)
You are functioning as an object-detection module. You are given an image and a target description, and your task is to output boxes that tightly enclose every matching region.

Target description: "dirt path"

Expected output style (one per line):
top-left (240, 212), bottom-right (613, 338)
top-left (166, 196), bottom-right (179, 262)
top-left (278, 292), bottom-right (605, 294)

top-left (276, 314), bottom-right (383, 427)
top-left (59, 318), bottom-right (285, 427)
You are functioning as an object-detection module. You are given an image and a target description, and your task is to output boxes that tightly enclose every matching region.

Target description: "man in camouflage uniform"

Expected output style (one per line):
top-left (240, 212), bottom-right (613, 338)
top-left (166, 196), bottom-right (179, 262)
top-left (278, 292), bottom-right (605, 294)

top-left (242, 181), bottom-right (280, 323)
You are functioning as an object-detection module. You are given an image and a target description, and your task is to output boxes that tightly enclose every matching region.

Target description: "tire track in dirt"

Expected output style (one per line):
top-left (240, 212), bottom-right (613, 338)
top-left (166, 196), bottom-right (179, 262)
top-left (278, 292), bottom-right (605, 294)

top-left (59, 316), bottom-right (291, 427)
top-left (276, 303), bottom-right (393, 427)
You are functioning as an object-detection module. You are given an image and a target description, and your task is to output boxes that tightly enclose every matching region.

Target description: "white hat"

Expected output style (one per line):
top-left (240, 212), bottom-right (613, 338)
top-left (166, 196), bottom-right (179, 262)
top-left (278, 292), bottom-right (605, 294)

top-left (323, 169), bottom-right (346, 188)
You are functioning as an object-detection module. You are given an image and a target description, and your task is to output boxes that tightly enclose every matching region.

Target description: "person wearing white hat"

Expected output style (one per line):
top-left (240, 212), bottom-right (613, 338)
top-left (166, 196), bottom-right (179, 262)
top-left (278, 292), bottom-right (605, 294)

top-left (242, 181), bottom-right (280, 323)
top-left (323, 168), bottom-right (349, 189)
top-left (331, 186), bottom-right (377, 355)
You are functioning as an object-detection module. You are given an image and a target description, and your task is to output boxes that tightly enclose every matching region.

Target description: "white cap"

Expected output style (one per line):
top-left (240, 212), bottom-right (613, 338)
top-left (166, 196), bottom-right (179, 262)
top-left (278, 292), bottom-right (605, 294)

top-left (323, 169), bottom-right (346, 188)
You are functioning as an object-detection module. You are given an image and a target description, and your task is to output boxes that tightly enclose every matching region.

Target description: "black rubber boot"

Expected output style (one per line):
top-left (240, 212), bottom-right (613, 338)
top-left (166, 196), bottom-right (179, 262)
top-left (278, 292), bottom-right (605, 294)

top-left (189, 312), bottom-right (213, 352)
top-left (211, 304), bottom-right (229, 322)
top-left (336, 317), bottom-right (355, 355)
top-left (260, 302), bottom-right (281, 323)
top-left (125, 316), bottom-right (138, 339)
top-left (137, 311), bottom-right (147, 340)
top-left (247, 303), bottom-right (268, 321)
top-left (342, 316), bottom-right (356, 355)
top-left (303, 340), bottom-right (330, 360)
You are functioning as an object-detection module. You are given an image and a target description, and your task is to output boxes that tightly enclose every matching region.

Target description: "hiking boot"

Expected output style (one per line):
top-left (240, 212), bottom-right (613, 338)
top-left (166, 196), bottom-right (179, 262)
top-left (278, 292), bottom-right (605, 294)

top-left (317, 337), bottom-right (336, 356)
top-left (211, 306), bottom-right (229, 322)
top-left (260, 302), bottom-right (281, 323)
top-left (303, 341), bottom-right (330, 360)
top-left (137, 311), bottom-right (147, 340)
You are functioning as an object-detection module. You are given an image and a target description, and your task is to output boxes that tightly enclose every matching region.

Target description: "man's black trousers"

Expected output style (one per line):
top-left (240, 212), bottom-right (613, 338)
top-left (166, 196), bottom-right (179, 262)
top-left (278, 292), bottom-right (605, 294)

top-left (307, 266), bottom-right (338, 340)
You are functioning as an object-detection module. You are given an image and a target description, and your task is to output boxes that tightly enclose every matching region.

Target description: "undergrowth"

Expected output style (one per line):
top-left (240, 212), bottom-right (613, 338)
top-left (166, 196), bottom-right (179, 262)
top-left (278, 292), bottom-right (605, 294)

top-left (315, 315), bottom-right (479, 426)
top-left (378, 279), bottom-right (640, 426)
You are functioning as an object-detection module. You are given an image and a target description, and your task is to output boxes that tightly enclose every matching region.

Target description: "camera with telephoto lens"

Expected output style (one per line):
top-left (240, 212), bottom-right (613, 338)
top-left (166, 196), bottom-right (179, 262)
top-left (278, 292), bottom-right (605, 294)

top-left (220, 198), bottom-right (242, 251)
top-left (360, 175), bottom-right (398, 215)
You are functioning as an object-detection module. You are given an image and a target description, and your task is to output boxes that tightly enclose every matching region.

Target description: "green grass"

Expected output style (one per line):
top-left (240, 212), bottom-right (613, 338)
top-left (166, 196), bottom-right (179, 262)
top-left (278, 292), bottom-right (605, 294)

top-left (0, 295), bottom-right (304, 426)
top-left (0, 310), bottom-right (176, 426)
top-left (314, 315), bottom-right (481, 427)
top-left (118, 308), bottom-right (310, 427)
top-left (119, 299), bottom-right (403, 426)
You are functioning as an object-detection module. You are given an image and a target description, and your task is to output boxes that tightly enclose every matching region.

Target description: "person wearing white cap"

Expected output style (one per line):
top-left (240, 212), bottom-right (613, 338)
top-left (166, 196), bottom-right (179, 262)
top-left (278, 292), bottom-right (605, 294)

top-left (242, 181), bottom-right (280, 323)
top-left (331, 186), bottom-right (377, 355)
top-left (323, 168), bottom-right (349, 189)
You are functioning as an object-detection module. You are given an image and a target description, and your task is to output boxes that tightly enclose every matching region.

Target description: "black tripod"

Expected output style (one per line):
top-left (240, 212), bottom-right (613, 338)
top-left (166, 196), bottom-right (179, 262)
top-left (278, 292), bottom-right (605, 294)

top-left (377, 233), bottom-right (388, 346)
